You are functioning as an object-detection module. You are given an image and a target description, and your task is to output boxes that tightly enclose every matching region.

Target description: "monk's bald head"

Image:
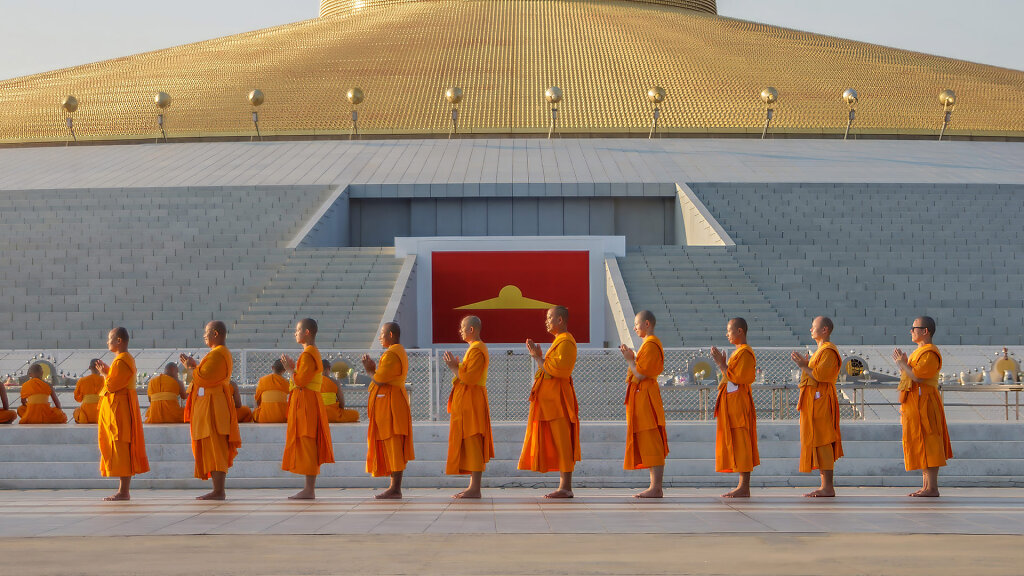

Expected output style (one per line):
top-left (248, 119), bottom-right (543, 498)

top-left (272, 359), bottom-right (285, 374)
top-left (28, 363), bottom-right (43, 378)
top-left (164, 362), bottom-right (179, 378)
top-left (636, 310), bottom-right (656, 327)
top-left (551, 306), bottom-right (569, 323)
top-left (462, 315), bottom-right (482, 333)
top-left (545, 306), bottom-right (569, 335)
top-left (381, 322), bottom-right (401, 345)
top-left (915, 316), bottom-right (937, 337)
top-left (88, 358), bottom-right (101, 373)
top-left (298, 318), bottom-right (318, 337)
top-left (204, 321), bottom-right (227, 347)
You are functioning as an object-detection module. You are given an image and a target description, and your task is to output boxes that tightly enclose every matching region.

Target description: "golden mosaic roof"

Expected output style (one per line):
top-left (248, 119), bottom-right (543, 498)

top-left (1, 0), bottom-right (1022, 144)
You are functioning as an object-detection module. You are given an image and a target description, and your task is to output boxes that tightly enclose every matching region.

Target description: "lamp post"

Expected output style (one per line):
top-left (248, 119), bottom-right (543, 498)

top-left (760, 87), bottom-right (778, 140)
top-left (842, 88), bottom-right (858, 141)
top-left (647, 86), bottom-right (666, 139)
top-left (61, 96), bottom-right (78, 145)
top-left (347, 87), bottom-right (364, 139)
top-left (154, 92), bottom-right (171, 143)
top-left (545, 86), bottom-right (563, 139)
top-left (445, 86), bottom-right (463, 139)
top-left (938, 89), bottom-right (956, 141)
top-left (248, 89), bottom-right (265, 141)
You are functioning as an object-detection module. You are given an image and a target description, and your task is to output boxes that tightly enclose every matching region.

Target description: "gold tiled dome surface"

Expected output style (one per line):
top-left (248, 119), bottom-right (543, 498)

top-left (1, 0), bottom-right (1022, 143)
top-left (321, 0), bottom-right (718, 18)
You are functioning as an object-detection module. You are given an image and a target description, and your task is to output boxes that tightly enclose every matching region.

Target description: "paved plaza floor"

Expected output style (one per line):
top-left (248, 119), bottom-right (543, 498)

top-left (1, 487), bottom-right (1022, 575)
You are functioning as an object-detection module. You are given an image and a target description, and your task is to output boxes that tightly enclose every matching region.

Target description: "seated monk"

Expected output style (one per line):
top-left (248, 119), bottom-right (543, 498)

top-left (253, 360), bottom-right (289, 423)
top-left (230, 380), bottom-right (253, 423)
top-left (73, 359), bottom-right (104, 424)
top-left (322, 360), bottom-right (359, 423)
top-left (0, 378), bottom-right (17, 423)
top-left (18, 363), bottom-right (68, 424)
top-left (145, 362), bottom-right (187, 423)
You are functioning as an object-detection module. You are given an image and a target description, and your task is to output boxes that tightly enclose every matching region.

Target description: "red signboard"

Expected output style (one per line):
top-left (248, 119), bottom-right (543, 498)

top-left (431, 251), bottom-right (591, 344)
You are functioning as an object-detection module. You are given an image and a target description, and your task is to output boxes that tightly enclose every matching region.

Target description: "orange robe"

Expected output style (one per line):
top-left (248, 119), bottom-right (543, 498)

top-left (253, 373), bottom-right (290, 423)
top-left (73, 374), bottom-right (104, 424)
top-left (97, 352), bottom-right (150, 477)
top-left (145, 374), bottom-right (185, 424)
top-left (184, 345), bottom-right (242, 480)
top-left (0, 407), bottom-right (14, 423)
top-left (282, 345), bottom-right (335, 476)
top-left (900, 344), bottom-right (953, 470)
top-left (518, 332), bottom-right (581, 473)
top-left (714, 345), bottom-right (759, 473)
top-left (231, 383), bottom-right (253, 423)
top-left (322, 377), bottom-right (359, 423)
top-left (446, 341), bottom-right (494, 475)
top-left (797, 342), bottom-right (843, 473)
top-left (17, 378), bottom-right (68, 424)
top-left (624, 335), bottom-right (669, 470)
top-left (366, 344), bottom-right (415, 477)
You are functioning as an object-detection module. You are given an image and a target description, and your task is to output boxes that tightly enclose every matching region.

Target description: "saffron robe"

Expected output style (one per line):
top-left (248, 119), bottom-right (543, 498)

top-left (446, 341), bottom-right (494, 475)
top-left (797, 342), bottom-right (844, 473)
top-left (73, 374), bottom-right (104, 424)
top-left (322, 376), bottom-right (359, 423)
top-left (366, 344), bottom-right (415, 477)
top-left (145, 374), bottom-right (185, 424)
top-left (184, 345), bottom-right (241, 480)
top-left (518, 332), bottom-right (581, 473)
top-left (624, 335), bottom-right (669, 470)
top-left (900, 344), bottom-right (953, 470)
top-left (97, 352), bottom-right (150, 477)
top-left (18, 378), bottom-right (67, 424)
top-left (253, 373), bottom-right (289, 423)
top-left (714, 345), bottom-right (759, 473)
top-left (282, 345), bottom-right (335, 476)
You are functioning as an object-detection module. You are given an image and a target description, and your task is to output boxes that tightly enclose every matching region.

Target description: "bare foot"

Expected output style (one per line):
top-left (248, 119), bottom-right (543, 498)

top-left (544, 489), bottom-right (574, 499)
top-left (911, 490), bottom-right (940, 498)
top-left (634, 488), bottom-right (664, 499)
top-left (288, 489), bottom-right (315, 500)
top-left (803, 488), bottom-right (836, 498)
top-left (374, 489), bottom-right (402, 500)
top-left (721, 487), bottom-right (751, 498)
top-left (453, 489), bottom-right (482, 499)
top-left (103, 493), bottom-right (130, 501)
top-left (908, 489), bottom-right (925, 497)
top-left (196, 491), bottom-right (226, 501)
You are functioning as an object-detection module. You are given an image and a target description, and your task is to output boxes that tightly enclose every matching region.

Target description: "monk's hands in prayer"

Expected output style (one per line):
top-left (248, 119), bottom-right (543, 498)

top-left (280, 354), bottom-right (297, 373)
top-left (892, 348), bottom-right (909, 366)
top-left (442, 351), bottom-right (460, 373)
top-left (179, 354), bottom-right (198, 370)
top-left (619, 344), bottom-right (636, 363)
top-left (710, 346), bottom-right (728, 372)
top-left (94, 359), bottom-right (111, 377)
top-left (525, 339), bottom-right (543, 360)
top-left (791, 351), bottom-right (810, 368)
top-left (361, 354), bottom-right (376, 374)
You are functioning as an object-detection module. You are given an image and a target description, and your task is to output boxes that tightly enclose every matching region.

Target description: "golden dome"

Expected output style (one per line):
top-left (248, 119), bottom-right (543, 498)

top-left (1, 0), bottom-right (1022, 144)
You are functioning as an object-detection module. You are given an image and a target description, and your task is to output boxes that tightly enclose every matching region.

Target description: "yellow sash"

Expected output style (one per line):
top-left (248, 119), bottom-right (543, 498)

top-left (321, 392), bottom-right (338, 406)
top-left (150, 392), bottom-right (180, 402)
top-left (81, 394), bottom-right (100, 404)
top-left (26, 394), bottom-right (49, 405)
top-left (290, 372), bottom-right (323, 392)
top-left (262, 390), bottom-right (288, 404)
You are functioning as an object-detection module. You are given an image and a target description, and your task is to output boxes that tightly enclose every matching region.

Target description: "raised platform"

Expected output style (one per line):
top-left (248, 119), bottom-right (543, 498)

top-left (2, 421), bottom-right (1022, 490)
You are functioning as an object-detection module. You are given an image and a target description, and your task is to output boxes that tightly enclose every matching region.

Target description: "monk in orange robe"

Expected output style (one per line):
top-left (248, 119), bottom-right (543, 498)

top-left (95, 327), bottom-right (149, 500)
top-left (518, 306), bottom-right (580, 499)
top-left (73, 359), bottom-right (104, 424)
top-left (791, 316), bottom-right (843, 497)
top-left (181, 321), bottom-right (242, 500)
top-left (442, 315), bottom-right (493, 499)
top-left (711, 317), bottom-right (758, 498)
top-left (230, 380), bottom-right (253, 423)
top-left (322, 360), bottom-right (359, 423)
top-left (361, 322), bottom-right (414, 499)
top-left (17, 363), bottom-right (67, 424)
top-left (892, 315), bottom-right (953, 497)
top-left (145, 363), bottom-right (186, 424)
top-left (0, 377), bottom-right (17, 423)
top-left (280, 318), bottom-right (335, 499)
top-left (253, 360), bottom-right (289, 423)
top-left (619, 310), bottom-right (669, 498)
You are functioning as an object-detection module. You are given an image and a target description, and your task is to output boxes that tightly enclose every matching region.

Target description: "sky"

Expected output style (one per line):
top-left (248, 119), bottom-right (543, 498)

top-left (0, 0), bottom-right (1020, 81)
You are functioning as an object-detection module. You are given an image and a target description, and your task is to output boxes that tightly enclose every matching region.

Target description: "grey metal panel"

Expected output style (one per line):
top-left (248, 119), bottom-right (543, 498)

top-left (357, 199), bottom-right (410, 246)
top-left (512, 198), bottom-right (539, 235)
top-left (461, 199), bottom-right (488, 236)
top-left (436, 199), bottom-right (463, 235)
top-left (487, 198), bottom-right (514, 236)
top-left (613, 197), bottom-right (670, 248)
top-left (537, 198), bottom-right (564, 235)
top-left (564, 198), bottom-right (590, 235)
top-left (410, 199), bottom-right (437, 237)
top-left (589, 198), bottom-right (615, 236)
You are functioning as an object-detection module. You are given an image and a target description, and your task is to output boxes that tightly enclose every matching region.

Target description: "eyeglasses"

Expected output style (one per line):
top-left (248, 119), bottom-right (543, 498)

top-left (910, 326), bottom-right (928, 331)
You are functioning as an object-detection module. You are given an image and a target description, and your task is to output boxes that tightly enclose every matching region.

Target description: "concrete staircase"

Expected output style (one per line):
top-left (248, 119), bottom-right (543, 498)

top-left (618, 246), bottom-right (801, 347)
top-left (230, 248), bottom-right (403, 348)
top-left (1, 421), bottom-right (1021, 490)
top-left (691, 183), bottom-right (1024, 345)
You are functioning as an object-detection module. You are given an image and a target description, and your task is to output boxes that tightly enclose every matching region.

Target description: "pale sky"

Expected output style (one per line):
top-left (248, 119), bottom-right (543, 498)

top-left (0, 0), bottom-right (1020, 81)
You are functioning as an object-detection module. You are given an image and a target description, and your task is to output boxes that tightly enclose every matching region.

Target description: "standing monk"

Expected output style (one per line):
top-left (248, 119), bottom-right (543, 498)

top-left (95, 327), bottom-right (149, 500)
top-left (180, 321), bottom-right (242, 500)
top-left (73, 360), bottom-right (104, 424)
top-left (253, 360), bottom-right (289, 423)
top-left (0, 378), bottom-right (17, 423)
top-left (361, 322), bottom-right (414, 499)
top-left (791, 316), bottom-right (843, 497)
top-left (518, 306), bottom-right (580, 499)
top-left (442, 315), bottom-right (493, 499)
top-left (145, 363), bottom-right (187, 424)
top-left (322, 361), bottom-right (359, 423)
top-left (892, 316), bottom-right (952, 497)
top-left (18, 364), bottom-right (67, 424)
top-left (618, 310), bottom-right (668, 498)
top-left (710, 317), bottom-right (759, 498)
top-left (280, 318), bottom-right (335, 500)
